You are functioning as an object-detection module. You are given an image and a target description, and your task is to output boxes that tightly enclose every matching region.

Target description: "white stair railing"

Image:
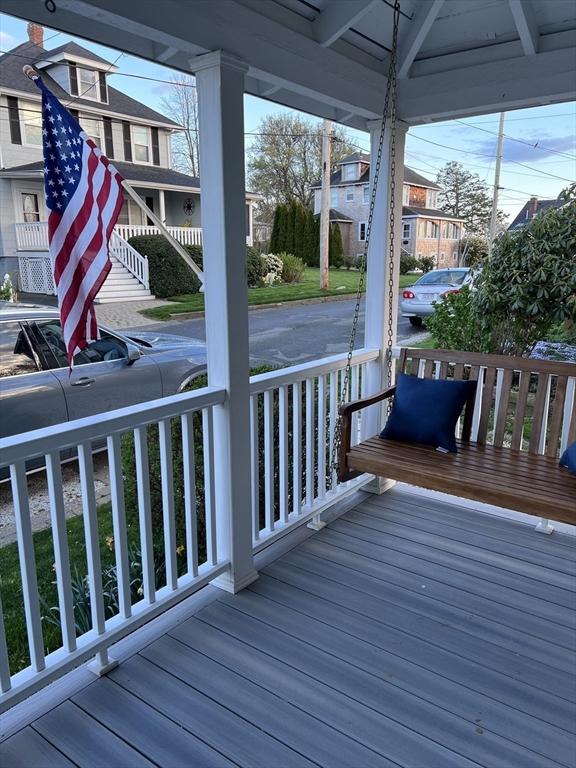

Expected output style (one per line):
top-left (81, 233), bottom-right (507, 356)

top-left (114, 224), bottom-right (203, 247)
top-left (109, 231), bottom-right (149, 289)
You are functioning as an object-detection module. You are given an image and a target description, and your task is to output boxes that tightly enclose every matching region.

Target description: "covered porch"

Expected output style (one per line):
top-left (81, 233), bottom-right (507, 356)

top-left (0, 0), bottom-right (575, 765)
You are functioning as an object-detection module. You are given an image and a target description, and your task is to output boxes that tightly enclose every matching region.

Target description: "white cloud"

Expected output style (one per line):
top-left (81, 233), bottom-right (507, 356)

top-left (0, 30), bottom-right (17, 47)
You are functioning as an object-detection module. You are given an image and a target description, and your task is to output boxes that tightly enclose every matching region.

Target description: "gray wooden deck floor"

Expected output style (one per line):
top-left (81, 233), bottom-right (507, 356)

top-left (3, 487), bottom-right (576, 768)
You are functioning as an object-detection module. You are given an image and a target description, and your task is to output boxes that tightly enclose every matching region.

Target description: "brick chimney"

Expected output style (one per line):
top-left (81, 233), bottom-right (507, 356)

top-left (529, 196), bottom-right (539, 217)
top-left (27, 23), bottom-right (44, 48)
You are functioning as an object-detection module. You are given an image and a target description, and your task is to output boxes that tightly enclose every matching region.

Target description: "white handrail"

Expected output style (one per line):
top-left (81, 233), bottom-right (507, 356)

top-left (109, 231), bottom-right (149, 288)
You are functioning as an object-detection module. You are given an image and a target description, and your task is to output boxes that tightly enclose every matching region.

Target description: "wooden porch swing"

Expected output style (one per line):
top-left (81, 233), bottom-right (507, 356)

top-left (334, 1), bottom-right (576, 526)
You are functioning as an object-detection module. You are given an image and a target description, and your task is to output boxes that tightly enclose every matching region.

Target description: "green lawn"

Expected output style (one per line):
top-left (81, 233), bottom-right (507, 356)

top-left (142, 268), bottom-right (419, 321)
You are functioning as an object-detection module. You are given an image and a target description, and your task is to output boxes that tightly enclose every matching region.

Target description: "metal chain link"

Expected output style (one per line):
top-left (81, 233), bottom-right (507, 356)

top-left (330, 0), bottom-right (400, 477)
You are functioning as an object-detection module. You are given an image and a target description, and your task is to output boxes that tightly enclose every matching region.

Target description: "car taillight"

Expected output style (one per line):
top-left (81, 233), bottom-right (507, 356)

top-left (403, 290), bottom-right (415, 299)
top-left (443, 289), bottom-right (460, 296)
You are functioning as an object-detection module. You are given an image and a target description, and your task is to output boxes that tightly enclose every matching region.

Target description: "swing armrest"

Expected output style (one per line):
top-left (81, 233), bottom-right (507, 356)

top-left (337, 386), bottom-right (396, 482)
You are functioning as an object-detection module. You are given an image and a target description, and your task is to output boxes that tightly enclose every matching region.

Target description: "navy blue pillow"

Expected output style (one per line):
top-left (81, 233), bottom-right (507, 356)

top-left (380, 373), bottom-right (476, 453)
top-left (560, 442), bottom-right (576, 475)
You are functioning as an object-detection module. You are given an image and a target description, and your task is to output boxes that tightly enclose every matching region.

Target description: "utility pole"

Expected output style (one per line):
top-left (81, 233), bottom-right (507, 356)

top-left (488, 111), bottom-right (505, 255)
top-left (319, 119), bottom-right (332, 290)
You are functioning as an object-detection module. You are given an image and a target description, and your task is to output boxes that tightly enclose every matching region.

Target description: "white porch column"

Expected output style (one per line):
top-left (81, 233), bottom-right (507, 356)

top-left (194, 51), bottom-right (258, 593)
top-left (363, 119), bottom-right (408, 438)
top-left (158, 188), bottom-right (166, 224)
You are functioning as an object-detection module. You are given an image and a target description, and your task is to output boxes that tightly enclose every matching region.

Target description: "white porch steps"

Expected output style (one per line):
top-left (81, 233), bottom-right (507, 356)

top-left (94, 256), bottom-right (155, 304)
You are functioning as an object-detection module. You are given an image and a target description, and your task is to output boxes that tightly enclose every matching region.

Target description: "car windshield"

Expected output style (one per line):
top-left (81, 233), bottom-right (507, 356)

top-left (416, 270), bottom-right (469, 287)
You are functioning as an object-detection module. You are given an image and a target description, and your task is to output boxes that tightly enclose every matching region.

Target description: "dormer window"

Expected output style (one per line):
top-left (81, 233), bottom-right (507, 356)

top-left (343, 164), bottom-right (356, 181)
top-left (81, 116), bottom-right (102, 148)
top-left (68, 63), bottom-right (108, 102)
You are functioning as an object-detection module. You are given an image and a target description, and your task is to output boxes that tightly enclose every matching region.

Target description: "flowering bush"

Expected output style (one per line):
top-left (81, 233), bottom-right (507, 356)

top-left (260, 253), bottom-right (284, 285)
top-left (0, 273), bottom-right (15, 301)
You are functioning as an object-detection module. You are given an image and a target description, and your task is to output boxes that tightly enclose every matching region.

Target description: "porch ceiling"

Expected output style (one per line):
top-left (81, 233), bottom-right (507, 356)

top-left (4, 0), bottom-right (575, 128)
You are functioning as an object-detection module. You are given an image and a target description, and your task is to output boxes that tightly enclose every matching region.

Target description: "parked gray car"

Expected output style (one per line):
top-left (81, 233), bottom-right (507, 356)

top-left (400, 268), bottom-right (471, 326)
top-left (0, 306), bottom-right (206, 441)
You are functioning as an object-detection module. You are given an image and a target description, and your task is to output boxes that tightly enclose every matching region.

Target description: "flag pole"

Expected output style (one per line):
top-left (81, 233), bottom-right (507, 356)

top-left (120, 181), bottom-right (204, 285)
top-left (22, 65), bottom-right (204, 287)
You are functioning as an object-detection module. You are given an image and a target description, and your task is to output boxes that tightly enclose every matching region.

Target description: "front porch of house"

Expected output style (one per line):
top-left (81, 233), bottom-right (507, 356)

top-left (1, 0), bottom-right (575, 765)
top-left (2, 485), bottom-right (574, 768)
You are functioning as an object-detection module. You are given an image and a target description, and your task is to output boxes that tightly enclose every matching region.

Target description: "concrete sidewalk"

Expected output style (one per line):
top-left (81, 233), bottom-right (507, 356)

top-left (94, 299), bottom-right (171, 328)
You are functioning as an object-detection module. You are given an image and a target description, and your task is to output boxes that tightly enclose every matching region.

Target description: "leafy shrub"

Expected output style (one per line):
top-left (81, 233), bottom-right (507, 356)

top-left (400, 252), bottom-right (419, 274)
top-left (278, 252), bottom-right (305, 283)
top-left (459, 235), bottom-right (487, 267)
top-left (128, 235), bottom-right (202, 298)
top-left (341, 254), bottom-right (358, 271)
top-left (475, 183), bottom-right (576, 355)
top-left (419, 256), bottom-right (435, 273)
top-left (261, 253), bottom-right (284, 285)
top-left (329, 223), bottom-right (344, 268)
top-left (425, 286), bottom-right (489, 352)
top-left (246, 246), bottom-right (266, 287)
top-left (0, 273), bottom-right (15, 301)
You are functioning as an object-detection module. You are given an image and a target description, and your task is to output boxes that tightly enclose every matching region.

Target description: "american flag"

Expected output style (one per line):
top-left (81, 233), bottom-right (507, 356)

top-left (34, 76), bottom-right (124, 366)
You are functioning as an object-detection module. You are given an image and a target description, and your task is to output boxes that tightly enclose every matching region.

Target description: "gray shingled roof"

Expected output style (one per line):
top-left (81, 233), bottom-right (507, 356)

top-left (313, 208), bottom-right (353, 222)
top-left (338, 151), bottom-right (370, 164)
top-left (0, 41), bottom-right (181, 128)
top-left (508, 198), bottom-right (562, 230)
top-left (0, 159), bottom-right (200, 188)
top-left (311, 165), bottom-right (441, 190)
top-left (39, 41), bottom-right (113, 68)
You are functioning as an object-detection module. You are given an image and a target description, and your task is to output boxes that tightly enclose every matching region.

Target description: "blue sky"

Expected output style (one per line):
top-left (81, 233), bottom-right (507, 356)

top-left (2, 12), bottom-right (575, 221)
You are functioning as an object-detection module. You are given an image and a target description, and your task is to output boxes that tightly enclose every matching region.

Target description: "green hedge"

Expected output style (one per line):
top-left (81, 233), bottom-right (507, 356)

top-left (128, 235), bottom-right (203, 298)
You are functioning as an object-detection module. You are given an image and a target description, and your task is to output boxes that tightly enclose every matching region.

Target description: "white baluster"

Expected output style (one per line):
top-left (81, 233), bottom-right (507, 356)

top-left (250, 395), bottom-right (260, 540)
top-left (133, 426), bottom-right (156, 603)
top-left (292, 382), bottom-right (302, 516)
top-left (202, 408), bottom-right (217, 566)
top-left (264, 389), bottom-right (275, 532)
top-left (279, 385), bottom-right (289, 525)
top-left (181, 412), bottom-right (199, 577)
top-left (305, 378), bottom-right (315, 508)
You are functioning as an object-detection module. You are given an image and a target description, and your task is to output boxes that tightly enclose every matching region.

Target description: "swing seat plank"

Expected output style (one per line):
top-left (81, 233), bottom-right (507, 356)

top-left (339, 348), bottom-right (576, 525)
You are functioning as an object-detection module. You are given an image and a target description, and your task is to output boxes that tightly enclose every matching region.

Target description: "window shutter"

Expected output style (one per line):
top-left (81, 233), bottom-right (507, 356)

top-left (151, 127), bottom-right (160, 166)
top-left (69, 63), bottom-right (79, 96)
top-left (69, 108), bottom-right (79, 122)
top-left (103, 117), bottom-right (114, 158)
top-left (98, 72), bottom-right (108, 102)
top-left (122, 121), bottom-right (132, 162)
top-left (7, 96), bottom-right (22, 145)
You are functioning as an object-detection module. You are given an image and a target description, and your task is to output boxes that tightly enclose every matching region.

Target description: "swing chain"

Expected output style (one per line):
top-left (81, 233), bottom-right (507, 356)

top-left (330, 0), bottom-right (400, 480)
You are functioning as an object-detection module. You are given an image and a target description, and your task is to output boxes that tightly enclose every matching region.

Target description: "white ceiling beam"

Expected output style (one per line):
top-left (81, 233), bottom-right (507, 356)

top-left (398, 46), bottom-right (575, 122)
top-left (508, 0), bottom-right (539, 56)
top-left (398, 0), bottom-right (445, 78)
top-left (312, 0), bottom-right (378, 47)
top-left (155, 46), bottom-right (180, 63)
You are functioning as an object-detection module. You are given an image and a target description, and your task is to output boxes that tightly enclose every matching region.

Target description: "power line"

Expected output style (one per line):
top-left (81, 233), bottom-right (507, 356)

top-left (408, 133), bottom-right (575, 183)
top-left (453, 118), bottom-right (576, 161)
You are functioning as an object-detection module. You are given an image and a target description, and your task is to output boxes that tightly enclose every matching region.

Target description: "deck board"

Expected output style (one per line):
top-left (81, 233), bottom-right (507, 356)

top-left (2, 486), bottom-right (575, 768)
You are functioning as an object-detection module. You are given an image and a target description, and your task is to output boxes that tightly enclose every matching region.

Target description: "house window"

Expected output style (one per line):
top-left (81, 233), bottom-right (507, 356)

top-left (422, 220), bottom-right (439, 238)
top-left (346, 187), bottom-right (354, 202)
top-left (117, 198), bottom-right (146, 226)
top-left (132, 125), bottom-right (151, 163)
top-left (426, 190), bottom-right (438, 208)
top-left (402, 223), bottom-right (411, 240)
top-left (343, 164), bottom-right (356, 181)
top-left (21, 193), bottom-right (40, 222)
top-left (20, 101), bottom-right (42, 146)
top-left (363, 185), bottom-right (369, 204)
top-left (439, 252), bottom-right (445, 263)
top-left (330, 188), bottom-right (338, 207)
top-left (78, 67), bottom-right (99, 100)
top-left (359, 221), bottom-right (367, 241)
top-left (80, 116), bottom-right (102, 148)
top-left (402, 185), bottom-right (410, 205)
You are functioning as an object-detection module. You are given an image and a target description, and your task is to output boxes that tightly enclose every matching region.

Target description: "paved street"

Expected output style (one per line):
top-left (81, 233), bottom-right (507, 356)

top-left (128, 298), bottom-right (425, 367)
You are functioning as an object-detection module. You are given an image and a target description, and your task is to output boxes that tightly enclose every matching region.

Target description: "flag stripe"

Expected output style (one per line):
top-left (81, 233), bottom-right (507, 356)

top-left (38, 80), bottom-right (124, 367)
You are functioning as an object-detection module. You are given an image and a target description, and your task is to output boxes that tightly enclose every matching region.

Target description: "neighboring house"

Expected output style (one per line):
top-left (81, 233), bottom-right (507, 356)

top-left (0, 24), bottom-right (260, 301)
top-left (312, 152), bottom-right (465, 268)
top-left (508, 195), bottom-right (563, 231)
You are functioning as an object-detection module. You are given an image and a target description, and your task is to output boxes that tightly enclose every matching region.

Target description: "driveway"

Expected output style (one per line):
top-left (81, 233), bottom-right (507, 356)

top-left (128, 298), bottom-right (425, 367)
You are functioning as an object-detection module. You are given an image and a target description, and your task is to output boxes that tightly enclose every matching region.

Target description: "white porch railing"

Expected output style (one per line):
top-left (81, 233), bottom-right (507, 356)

top-left (0, 349), bottom-right (377, 710)
top-left (0, 385), bottom-right (228, 710)
top-left (109, 231), bottom-right (149, 288)
top-left (114, 224), bottom-right (204, 247)
top-left (14, 222), bottom-right (48, 251)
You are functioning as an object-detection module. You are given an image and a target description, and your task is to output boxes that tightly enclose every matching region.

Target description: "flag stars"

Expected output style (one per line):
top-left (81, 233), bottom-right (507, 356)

top-left (68, 177), bottom-right (75, 184)
top-left (57, 178), bottom-right (65, 186)
top-left (48, 115), bottom-right (55, 124)
top-left (66, 140), bottom-right (71, 147)
top-left (56, 202), bottom-right (62, 209)
top-left (74, 164), bottom-right (80, 171)
top-left (64, 165), bottom-right (71, 173)
top-left (55, 140), bottom-right (62, 148)
top-left (57, 114), bottom-right (63, 121)
top-left (51, 128), bottom-right (58, 136)
top-left (61, 189), bottom-right (69, 198)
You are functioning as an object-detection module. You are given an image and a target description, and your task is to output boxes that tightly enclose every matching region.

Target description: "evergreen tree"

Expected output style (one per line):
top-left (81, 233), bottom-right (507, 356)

top-left (277, 204), bottom-right (289, 252)
top-left (436, 161), bottom-right (507, 236)
top-left (330, 223), bottom-right (344, 268)
top-left (270, 205), bottom-right (282, 253)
